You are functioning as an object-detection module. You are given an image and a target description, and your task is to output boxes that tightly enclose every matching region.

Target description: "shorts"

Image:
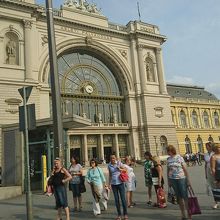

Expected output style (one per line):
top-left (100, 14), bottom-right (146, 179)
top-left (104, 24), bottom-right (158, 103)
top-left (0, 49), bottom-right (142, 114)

top-left (70, 183), bottom-right (81, 198)
top-left (169, 178), bottom-right (188, 200)
top-left (54, 185), bottom-right (68, 208)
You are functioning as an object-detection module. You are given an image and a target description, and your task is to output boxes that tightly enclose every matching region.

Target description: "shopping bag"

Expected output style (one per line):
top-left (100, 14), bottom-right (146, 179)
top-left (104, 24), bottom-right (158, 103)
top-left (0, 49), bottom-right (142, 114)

top-left (188, 186), bottom-right (201, 215)
top-left (103, 186), bottom-right (110, 200)
top-left (157, 187), bottom-right (167, 208)
top-left (45, 184), bottom-right (53, 196)
top-left (167, 186), bottom-right (177, 204)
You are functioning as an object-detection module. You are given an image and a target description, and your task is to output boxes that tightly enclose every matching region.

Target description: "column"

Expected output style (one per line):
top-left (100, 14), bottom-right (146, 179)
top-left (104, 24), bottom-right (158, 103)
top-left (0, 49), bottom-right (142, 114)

top-left (23, 20), bottom-right (34, 80)
top-left (199, 109), bottom-right (204, 128)
top-left (209, 109), bottom-right (214, 128)
top-left (137, 44), bottom-right (148, 93)
top-left (0, 36), bottom-right (4, 64)
top-left (130, 38), bottom-right (141, 93)
top-left (155, 48), bottom-right (167, 94)
top-left (83, 134), bottom-right (89, 165)
top-left (99, 134), bottom-right (104, 161)
top-left (114, 134), bottom-right (120, 159)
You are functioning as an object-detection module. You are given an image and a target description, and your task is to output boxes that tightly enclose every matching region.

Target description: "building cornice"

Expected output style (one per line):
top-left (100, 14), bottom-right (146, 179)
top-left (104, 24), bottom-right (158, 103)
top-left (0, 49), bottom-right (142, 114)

top-left (0, 0), bottom-right (167, 44)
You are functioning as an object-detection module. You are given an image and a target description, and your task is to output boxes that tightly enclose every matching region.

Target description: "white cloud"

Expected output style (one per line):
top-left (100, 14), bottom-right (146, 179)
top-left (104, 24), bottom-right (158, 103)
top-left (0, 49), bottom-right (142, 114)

top-left (167, 75), bottom-right (194, 85)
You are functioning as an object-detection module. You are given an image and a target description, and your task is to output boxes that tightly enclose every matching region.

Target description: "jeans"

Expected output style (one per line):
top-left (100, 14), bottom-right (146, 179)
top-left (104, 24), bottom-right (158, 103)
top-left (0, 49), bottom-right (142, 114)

top-left (70, 183), bottom-right (81, 198)
top-left (54, 185), bottom-right (68, 208)
top-left (112, 183), bottom-right (127, 216)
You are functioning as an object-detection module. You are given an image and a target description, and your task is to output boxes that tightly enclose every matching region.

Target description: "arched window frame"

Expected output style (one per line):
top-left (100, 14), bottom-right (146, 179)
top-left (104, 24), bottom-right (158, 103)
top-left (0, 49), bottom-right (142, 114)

top-left (191, 110), bottom-right (199, 128)
top-left (160, 136), bottom-right (168, 155)
top-left (213, 111), bottom-right (220, 128)
top-left (203, 111), bottom-right (210, 128)
top-left (185, 136), bottom-right (192, 153)
top-left (180, 110), bottom-right (187, 128)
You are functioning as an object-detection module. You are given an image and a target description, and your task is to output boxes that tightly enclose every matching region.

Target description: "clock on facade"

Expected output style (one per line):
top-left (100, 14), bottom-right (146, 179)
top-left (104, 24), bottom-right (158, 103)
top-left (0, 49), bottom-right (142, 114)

top-left (85, 85), bottom-right (94, 94)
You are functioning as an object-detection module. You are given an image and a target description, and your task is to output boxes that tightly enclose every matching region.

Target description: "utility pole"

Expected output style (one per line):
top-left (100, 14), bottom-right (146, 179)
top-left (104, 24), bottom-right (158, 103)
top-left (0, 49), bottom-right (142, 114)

top-left (45, 0), bottom-right (64, 160)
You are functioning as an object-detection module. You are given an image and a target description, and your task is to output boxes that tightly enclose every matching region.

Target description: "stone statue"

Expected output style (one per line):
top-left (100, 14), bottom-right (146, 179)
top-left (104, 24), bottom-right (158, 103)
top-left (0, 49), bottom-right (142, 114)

top-left (64, 0), bottom-right (78, 8)
top-left (146, 61), bottom-right (154, 82)
top-left (6, 39), bottom-right (16, 65)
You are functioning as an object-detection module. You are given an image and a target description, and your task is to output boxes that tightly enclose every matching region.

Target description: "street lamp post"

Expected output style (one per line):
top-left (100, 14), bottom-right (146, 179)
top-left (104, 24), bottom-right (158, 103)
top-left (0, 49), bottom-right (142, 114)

top-left (45, 0), bottom-right (64, 160)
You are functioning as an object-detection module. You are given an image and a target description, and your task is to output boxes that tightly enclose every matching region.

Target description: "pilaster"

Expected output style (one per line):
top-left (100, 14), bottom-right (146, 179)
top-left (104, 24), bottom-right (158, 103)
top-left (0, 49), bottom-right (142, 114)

top-left (155, 48), bottom-right (167, 94)
top-left (23, 19), bottom-right (34, 81)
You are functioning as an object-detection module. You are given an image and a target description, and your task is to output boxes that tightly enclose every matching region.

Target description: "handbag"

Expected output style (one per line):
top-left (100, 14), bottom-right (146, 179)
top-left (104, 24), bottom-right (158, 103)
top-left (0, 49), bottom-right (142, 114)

top-left (167, 186), bottom-right (177, 204)
top-left (188, 186), bottom-right (201, 215)
top-left (47, 175), bottom-right (54, 186)
top-left (103, 186), bottom-right (110, 201)
top-left (80, 176), bottom-right (86, 193)
top-left (119, 170), bottom-right (129, 182)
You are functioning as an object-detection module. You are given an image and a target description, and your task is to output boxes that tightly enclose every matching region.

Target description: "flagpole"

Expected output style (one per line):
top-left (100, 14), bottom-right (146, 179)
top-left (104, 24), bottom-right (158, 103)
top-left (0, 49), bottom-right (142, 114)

top-left (137, 1), bottom-right (141, 22)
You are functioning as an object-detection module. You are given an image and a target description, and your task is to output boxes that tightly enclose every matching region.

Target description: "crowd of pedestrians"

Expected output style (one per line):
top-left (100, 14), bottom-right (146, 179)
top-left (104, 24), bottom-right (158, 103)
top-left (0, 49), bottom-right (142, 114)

top-left (47, 143), bottom-right (220, 220)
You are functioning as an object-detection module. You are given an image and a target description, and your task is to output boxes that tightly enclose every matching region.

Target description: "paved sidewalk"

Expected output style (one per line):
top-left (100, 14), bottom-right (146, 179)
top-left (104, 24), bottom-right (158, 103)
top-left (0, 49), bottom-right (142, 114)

top-left (0, 165), bottom-right (219, 220)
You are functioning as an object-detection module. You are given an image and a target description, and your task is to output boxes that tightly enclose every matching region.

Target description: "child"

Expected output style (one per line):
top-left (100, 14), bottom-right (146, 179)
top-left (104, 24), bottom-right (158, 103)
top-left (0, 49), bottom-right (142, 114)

top-left (144, 151), bottom-right (153, 205)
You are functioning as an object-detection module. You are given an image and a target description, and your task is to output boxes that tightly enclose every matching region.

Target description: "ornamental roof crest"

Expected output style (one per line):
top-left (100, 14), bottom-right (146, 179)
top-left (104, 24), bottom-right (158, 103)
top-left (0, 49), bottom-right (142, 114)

top-left (63, 0), bottom-right (102, 15)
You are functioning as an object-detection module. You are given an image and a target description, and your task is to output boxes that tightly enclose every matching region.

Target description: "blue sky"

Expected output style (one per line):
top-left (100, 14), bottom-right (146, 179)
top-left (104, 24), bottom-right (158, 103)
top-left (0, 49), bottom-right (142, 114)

top-left (37, 0), bottom-right (220, 98)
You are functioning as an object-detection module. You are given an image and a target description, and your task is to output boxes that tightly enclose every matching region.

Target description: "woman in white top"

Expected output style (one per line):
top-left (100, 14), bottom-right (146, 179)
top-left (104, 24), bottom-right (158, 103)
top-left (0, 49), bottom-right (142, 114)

top-left (204, 142), bottom-right (218, 209)
top-left (124, 157), bottom-right (136, 208)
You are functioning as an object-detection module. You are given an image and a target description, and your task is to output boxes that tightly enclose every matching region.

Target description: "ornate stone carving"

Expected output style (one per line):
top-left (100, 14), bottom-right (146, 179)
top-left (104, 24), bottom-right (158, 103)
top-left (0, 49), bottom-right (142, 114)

top-left (154, 107), bottom-right (163, 118)
top-left (119, 49), bottom-right (127, 59)
top-left (85, 35), bottom-right (93, 45)
top-left (41, 35), bottom-right (48, 46)
top-left (5, 98), bottom-right (22, 114)
top-left (63, 0), bottom-right (102, 15)
top-left (23, 20), bottom-right (32, 29)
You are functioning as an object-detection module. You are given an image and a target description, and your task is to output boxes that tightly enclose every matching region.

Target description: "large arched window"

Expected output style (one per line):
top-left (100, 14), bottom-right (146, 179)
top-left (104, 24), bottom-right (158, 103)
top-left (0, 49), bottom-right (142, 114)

top-left (213, 111), bottom-right (219, 128)
top-left (160, 136), bottom-right (168, 155)
top-left (192, 110), bottom-right (199, 128)
top-left (197, 136), bottom-right (204, 153)
top-left (185, 136), bottom-right (192, 153)
top-left (180, 110), bottom-right (187, 128)
top-left (203, 111), bottom-right (210, 128)
top-left (55, 50), bottom-right (125, 123)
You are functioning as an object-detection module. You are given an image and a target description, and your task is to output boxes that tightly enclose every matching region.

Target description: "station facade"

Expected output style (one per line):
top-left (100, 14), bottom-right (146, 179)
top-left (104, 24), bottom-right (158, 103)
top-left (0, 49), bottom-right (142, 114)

top-left (0, 0), bottom-right (177, 170)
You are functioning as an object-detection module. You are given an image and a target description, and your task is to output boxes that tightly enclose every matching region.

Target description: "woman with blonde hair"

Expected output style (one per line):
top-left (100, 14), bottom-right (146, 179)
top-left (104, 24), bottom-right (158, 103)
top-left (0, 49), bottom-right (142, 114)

top-left (210, 143), bottom-right (220, 207)
top-left (124, 157), bottom-right (136, 208)
top-left (50, 158), bottom-right (72, 220)
top-left (151, 156), bottom-right (166, 208)
top-left (166, 145), bottom-right (192, 220)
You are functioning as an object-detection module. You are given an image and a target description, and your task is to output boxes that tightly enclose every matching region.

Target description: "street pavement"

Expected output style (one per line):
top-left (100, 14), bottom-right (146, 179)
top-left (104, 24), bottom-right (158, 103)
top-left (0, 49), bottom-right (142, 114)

top-left (0, 164), bottom-right (220, 220)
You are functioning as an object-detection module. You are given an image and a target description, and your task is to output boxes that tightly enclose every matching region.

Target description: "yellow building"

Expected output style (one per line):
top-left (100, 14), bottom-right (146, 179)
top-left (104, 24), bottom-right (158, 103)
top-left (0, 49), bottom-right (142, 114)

top-left (168, 83), bottom-right (220, 155)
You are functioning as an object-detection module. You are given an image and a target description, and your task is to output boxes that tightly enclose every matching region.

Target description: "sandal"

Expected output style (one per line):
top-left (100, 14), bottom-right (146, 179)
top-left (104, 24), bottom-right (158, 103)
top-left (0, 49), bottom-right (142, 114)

top-left (124, 215), bottom-right (129, 220)
top-left (115, 217), bottom-right (121, 220)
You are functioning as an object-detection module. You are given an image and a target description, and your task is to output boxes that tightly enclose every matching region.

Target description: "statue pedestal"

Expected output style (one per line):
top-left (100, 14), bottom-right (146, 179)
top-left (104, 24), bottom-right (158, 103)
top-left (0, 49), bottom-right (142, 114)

top-left (7, 54), bottom-right (16, 65)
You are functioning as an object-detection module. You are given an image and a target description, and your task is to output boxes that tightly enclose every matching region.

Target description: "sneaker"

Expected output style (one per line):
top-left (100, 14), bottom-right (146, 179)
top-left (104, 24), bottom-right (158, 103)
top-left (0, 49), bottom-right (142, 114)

top-left (146, 201), bottom-right (152, 206)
